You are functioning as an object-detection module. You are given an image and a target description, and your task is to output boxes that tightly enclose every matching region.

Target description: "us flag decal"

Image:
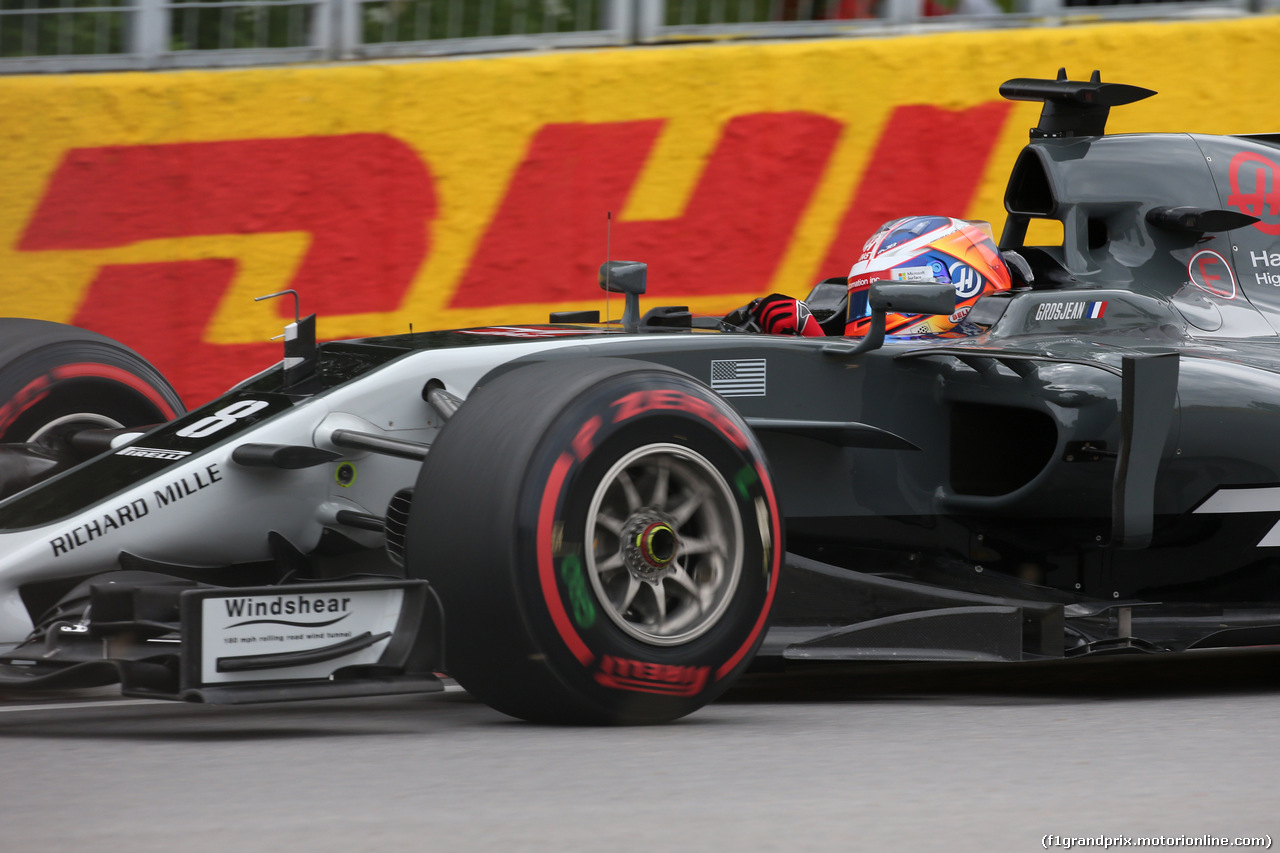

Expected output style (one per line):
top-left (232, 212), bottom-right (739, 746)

top-left (711, 359), bottom-right (766, 397)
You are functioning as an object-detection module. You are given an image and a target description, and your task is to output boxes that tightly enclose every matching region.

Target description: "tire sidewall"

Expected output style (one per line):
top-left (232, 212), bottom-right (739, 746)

top-left (512, 369), bottom-right (782, 720)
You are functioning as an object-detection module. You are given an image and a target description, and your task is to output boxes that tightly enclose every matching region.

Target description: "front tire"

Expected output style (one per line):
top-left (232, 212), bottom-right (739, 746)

top-left (0, 319), bottom-right (183, 442)
top-left (407, 358), bottom-right (781, 724)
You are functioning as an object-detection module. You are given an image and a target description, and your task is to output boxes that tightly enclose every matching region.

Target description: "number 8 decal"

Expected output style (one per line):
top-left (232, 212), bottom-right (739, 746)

top-left (175, 399), bottom-right (271, 439)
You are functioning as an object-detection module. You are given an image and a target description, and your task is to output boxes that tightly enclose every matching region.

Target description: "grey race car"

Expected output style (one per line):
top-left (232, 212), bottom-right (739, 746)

top-left (1, 70), bottom-right (1279, 724)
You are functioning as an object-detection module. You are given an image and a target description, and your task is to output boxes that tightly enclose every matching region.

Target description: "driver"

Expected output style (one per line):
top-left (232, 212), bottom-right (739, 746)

top-left (729, 216), bottom-right (1026, 337)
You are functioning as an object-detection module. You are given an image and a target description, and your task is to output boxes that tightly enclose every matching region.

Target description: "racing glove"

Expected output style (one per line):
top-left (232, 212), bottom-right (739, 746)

top-left (730, 293), bottom-right (826, 337)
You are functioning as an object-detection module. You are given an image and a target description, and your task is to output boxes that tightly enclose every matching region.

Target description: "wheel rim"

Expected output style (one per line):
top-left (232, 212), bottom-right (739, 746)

top-left (585, 443), bottom-right (744, 646)
top-left (24, 412), bottom-right (124, 444)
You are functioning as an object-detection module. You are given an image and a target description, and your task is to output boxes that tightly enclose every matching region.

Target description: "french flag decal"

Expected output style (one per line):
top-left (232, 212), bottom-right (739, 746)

top-left (1086, 301), bottom-right (1108, 319)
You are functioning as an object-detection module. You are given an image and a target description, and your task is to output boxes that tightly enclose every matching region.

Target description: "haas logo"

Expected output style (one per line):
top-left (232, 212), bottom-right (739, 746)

top-left (949, 262), bottom-right (984, 298)
top-left (1228, 152), bottom-right (1280, 235)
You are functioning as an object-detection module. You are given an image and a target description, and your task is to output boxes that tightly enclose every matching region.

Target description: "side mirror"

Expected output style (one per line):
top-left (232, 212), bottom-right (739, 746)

top-left (823, 282), bottom-right (955, 359)
top-left (869, 282), bottom-right (956, 316)
top-left (598, 261), bottom-right (647, 295)
top-left (598, 261), bottom-right (646, 331)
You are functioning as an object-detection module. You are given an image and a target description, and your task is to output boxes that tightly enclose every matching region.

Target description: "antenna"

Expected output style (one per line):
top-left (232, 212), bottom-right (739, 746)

top-left (254, 289), bottom-right (301, 323)
top-left (254, 288), bottom-right (316, 385)
top-left (606, 211), bottom-right (612, 326)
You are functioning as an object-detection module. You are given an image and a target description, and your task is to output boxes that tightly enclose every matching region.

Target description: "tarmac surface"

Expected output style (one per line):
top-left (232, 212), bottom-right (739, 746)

top-left (1, 651), bottom-right (1277, 852)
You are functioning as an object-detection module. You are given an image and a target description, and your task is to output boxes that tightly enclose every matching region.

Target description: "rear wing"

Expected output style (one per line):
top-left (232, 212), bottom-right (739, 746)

top-left (1000, 68), bottom-right (1156, 139)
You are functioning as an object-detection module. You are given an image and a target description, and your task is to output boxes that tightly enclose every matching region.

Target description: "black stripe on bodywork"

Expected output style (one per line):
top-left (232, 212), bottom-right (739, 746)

top-left (0, 390), bottom-right (294, 531)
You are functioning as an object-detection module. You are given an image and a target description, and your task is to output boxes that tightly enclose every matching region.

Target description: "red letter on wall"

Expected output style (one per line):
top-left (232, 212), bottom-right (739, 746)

top-left (451, 112), bottom-right (843, 307)
top-left (20, 135), bottom-right (435, 405)
top-left (815, 101), bottom-right (1013, 278)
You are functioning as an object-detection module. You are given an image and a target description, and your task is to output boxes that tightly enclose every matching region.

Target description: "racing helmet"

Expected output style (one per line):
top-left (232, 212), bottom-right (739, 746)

top-left (845, 216), bottom-right (1012, 337)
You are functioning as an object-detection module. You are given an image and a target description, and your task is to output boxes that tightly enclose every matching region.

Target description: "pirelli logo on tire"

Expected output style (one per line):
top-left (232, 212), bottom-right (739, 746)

top-left (593, 655), bottom-right (711, 697)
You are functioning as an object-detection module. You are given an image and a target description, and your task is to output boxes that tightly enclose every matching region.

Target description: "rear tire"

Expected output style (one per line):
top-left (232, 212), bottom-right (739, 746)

top-left (407, 358), bottom-right (781, 724)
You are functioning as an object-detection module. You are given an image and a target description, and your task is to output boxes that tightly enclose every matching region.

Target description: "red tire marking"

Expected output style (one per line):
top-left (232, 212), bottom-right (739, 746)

top-left (610, 389), bottom-right (749, 450)
top-left (52, 363), bottom-right (179, 420)
top-left (0, 375), bottom-right (52, 434)
top-left (540, 399), bottom-right (777, 685)
top-left (716, 459), bottom-right (782, 683)
top-left (594, 655), bottom-right (710, 696)
top-left (536, 452), bottom-right (594, 667)
top-left (0, 362), bottom-right (177, 435)
top-left (571, 415), bottom-right (601, 462)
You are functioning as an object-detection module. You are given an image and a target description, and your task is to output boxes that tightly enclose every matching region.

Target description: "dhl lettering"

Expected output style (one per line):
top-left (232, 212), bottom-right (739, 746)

top-left (594, 654), bottom-right (710, 697)
top-left (15, 105), bottom-right (1015, 407)
top-left (18, 136), bottom-right (435, 406)
top-left (816, 101), bottom-right (1014, 277)
top-left (452, 113), bottom-right (843, 305)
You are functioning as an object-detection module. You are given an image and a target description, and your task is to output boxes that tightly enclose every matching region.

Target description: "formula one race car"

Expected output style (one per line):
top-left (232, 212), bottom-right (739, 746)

top-left (4, 70), bottom-right (1280, 724)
